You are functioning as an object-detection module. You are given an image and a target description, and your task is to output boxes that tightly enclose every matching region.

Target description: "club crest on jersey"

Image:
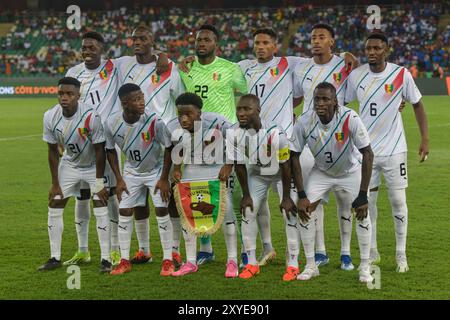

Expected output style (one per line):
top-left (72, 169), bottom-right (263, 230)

top-left (333, 72), bottom-right (342, 84)
top-left (99, 60), bottom-right (114, 81)
top-left (385, 84), bottom-right (394, 94)
top-left (335, 132), bottom-right (345, 143)
top-left (141, 132), bottom-right (151, 142)
top-left (141, 119), bottom-right (156, 144)
top-left (212, 72), bottom-right (221, 81)
top-left (78, 127), bottom-right (89, 140)
top-left (270, 67), bottom-right (279, 77)
top-left (151, 74), bottom-right (160, 84)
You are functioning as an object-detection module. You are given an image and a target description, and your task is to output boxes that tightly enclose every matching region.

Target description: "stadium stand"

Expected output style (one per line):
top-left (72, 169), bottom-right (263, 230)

top-left (0, 3), bottom-right (448, 77)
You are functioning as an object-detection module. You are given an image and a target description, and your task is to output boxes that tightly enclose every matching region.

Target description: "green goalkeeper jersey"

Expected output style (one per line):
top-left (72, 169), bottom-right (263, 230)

top-left (179, 57), bottom-right (248, 122)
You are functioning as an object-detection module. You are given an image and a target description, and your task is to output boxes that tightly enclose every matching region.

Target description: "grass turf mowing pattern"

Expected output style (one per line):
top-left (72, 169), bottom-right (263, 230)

top-left (0, 97), bottom-right (449, 299)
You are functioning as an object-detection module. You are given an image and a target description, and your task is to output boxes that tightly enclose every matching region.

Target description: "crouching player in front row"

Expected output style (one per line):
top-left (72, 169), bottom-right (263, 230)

top-left (291, 82), bottom-right (375, 283)
top-left (104, 83), bottom-right (175, 276)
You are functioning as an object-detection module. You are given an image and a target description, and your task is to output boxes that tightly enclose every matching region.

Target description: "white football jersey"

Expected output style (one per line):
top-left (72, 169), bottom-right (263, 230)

top-left (166, 112), bottom-right (231, 166)
top-left (104, 110), bottom-right (171, 175)
top-left (66, 59), bottom-right (121, 124)
top-left (117, 56), bottom-right (185, 124)
top-left (43, 102), bottom-right (105, 168)
top-left (238, 56), bottom-right (306, 138)
top-left (345, 62), bottom-right (422, 156)
top-left (293, 55), bottom-right (349, 115)
top-left (291, 106), bottom-right (370, 177)
top-left (227, 121), bottom-right (290, 176)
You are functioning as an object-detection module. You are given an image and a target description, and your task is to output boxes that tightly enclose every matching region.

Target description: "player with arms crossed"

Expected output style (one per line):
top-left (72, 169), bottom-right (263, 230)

top-left (344, 33), bottom-right (429, 272)
top-left (291, 82), bottom-right (374, 283)
top-left (104, 83), bottom-right (175, 276)
top-left (38, 77), bottom-right (111, 272)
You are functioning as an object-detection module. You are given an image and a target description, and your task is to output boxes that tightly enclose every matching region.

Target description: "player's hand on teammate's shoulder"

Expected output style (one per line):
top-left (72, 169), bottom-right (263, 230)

top-left (178, 55), bottom-right (196, 73)
top-left (115, 178), bottom-right (129, 202)
top-left (240, 195), bottom-right (254, 218)
top-left (155, 179), bottom-right (170, 203)
top-left (280, 197), bottom-right (297, 219)
top-left (155, 51), bottom-right (169, 75)
top-left (48, 184), bottom-right (63, 201)
top-left (344, 52), bottom-right (359, 71)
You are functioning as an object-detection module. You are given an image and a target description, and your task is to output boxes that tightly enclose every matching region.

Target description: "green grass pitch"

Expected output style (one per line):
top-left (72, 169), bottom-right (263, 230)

top-left (0, 96), bottom-right (449, 299)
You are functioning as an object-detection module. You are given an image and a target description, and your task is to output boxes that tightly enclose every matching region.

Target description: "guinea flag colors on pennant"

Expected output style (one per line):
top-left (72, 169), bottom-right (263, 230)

top-left (173, 179), bottom-right (226, 236)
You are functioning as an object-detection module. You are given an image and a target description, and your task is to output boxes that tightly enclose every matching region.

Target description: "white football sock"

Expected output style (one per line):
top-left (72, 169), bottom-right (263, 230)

top-left (283, 210), bottom-right (300, 267)
top-left (170, 217), bottom-right (181, 253)
top-left (314, 203), bottom-right (326, 254)
top-left (388, 188), bottom-right (408, 254)
top-left (108, 195), bottom-right (120, 252)
top-left (335, 190), bottom-right (353, 256)
top-left (223, 219), bottom-right (237, 262)
top-left (368, 190), bottom-right (379, 250)
top-left (299, 212), bottom-right (316, 263)
top-left (257, 201), bottom-right (273, 253)
top-left (182, 227), bottom-right (197, 265)
top-left (135, 218), bottom-right (150, 255)
top-left (93, 206), bottom-right (110, 261)
top-left (74, 199), bottom-right (90, 252)
top-left (48, 208), bottom-right (64, 260)
top-left (118, 215), bottom-right (133, 260)
top-left (241, 207), bottom-right (258, 261)
top-left (156, 215), bottom-right (173, 260)
top-left (356, 216), bottom-right (372, 261)
top-left (247, 249), bottom-right (257, 265)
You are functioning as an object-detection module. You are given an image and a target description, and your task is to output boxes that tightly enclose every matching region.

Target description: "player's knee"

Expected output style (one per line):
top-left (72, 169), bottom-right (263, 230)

top-left (109, 187), bottom-right (116, 196)
top-left (48, 199), bottom-right (66, 208)
top-left (77, 189), bottom-right (91, 200)
top-left (120, 208), bottom-right (133, 217)
top-left (388, 189), bottom-right (407, 211)
top-left (134, 206), bottom-right (149, 220)
top-left (155, 207), bottom-right (168, 217)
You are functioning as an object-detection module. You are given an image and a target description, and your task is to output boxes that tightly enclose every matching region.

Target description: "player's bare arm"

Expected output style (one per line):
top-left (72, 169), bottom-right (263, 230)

top-left (218, 164), bottom-right (233, 182)
top-left (47, 143), bottom-right (64, 203)
top-left (412, 100), bottom-right (429, 162)
top-left (352, 145), bottom-right (374, 220)
top-left (234, 163), bottom-right (253, 217)
top-left (106, 148), bottom-right (128, 202)
top-left (155, 147), bottom-right (173, 203)
top-left (290, 151), bottom-right (311, 222)
top-left (279, 160), bottom-right (297, 219)
top-left (178, 55), bottom-right (196, 73)
top-left (93, 142), bottom-right (109, 205)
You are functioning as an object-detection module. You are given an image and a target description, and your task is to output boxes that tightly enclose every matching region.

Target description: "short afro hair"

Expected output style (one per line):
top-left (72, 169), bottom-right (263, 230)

top-left (82, 31), bottom-right (104, 44)
top-left (175, 92), bottom-right (203, 110)
top-left (253, 28), bottom-right (277, 41)
top-left (198, 24), bottom-right (219, 40)
top-left (58, 77), bottom-right (81, 88)
top-left (367, 32), bottom-right (389, 46)
top-left (118, 83), bottom-right (141, 100)
top-left (311, 23), bottom-right (335, 38)
top-left (314, 82), bottom-right (337, 96)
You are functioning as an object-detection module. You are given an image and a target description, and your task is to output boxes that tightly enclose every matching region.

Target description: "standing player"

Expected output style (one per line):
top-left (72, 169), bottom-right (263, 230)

top-left (64, 32), bottom-right (122, 266)
top-left (345, 33), bottom-right (429, 272)
top-left (292, 24), bottom-right (355, 269)
top-left (161, 92), bottom-right (239, 278)
top-left (178, 25), bottom-right (248, 265)
top-left (230, 94), bottom-right (299, 281)
top-left (38, 77), bottom-right (111, 272)
top-left (116, 25), bottom-right (185, 266)
top-left (104, 84), bottom-right (175, 276)
top-left (291, 82), bottom-right (374, 283)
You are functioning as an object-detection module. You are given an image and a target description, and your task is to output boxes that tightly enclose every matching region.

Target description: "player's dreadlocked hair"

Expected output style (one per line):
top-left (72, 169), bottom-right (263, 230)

top-left (82, 31), bottom-right (104, 44)
top-left (175, 93), bottom-right (203, 110)
top-left (118, 83), bottom-right (141, 100)
top-left (58, 77), bottom-right (81, 88)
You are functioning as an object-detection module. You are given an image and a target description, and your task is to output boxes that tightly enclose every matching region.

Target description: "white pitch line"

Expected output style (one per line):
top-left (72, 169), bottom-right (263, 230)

top-left (0, 134), bottom-right (41, 142)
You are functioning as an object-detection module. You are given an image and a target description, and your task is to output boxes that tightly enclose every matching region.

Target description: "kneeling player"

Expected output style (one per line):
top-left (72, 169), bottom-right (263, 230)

top-left (38, 77), bottom-right (111, 272)
top-left (291, 82), bottom-right (374, 283)
top-left (105, 84), bottom-right (174, 276)
top-left (161, 93), bottom-right (239, 278)
top-left (231, 94), bottom-right (299, 280)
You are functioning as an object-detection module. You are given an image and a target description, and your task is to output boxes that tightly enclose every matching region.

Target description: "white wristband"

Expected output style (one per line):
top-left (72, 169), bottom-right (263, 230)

top-left (92, 178), bottom-right (105, 194)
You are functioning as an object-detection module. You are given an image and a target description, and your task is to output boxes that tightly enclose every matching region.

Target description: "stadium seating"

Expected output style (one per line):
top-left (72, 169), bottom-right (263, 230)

top-left (0, 4), bottom-right (448, 77)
